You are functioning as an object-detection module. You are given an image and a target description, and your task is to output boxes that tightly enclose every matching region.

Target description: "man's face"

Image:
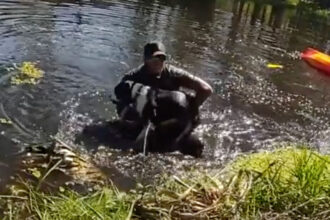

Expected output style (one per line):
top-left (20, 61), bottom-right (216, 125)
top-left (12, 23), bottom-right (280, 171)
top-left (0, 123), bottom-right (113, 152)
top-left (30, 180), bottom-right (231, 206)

top-left (145, 55), bottom-right (166, 75)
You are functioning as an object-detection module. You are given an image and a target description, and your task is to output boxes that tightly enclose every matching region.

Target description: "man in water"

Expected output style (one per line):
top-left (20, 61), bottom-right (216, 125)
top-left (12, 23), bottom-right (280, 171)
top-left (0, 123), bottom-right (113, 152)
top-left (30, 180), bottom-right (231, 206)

top-left (113, 41), bottom-right (213, 156)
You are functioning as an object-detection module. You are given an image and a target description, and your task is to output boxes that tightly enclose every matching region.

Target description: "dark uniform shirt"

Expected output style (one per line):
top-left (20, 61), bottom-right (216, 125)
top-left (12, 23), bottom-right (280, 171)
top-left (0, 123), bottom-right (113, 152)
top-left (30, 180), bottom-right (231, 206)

top-left (119, 64), bottom-right (195, 91)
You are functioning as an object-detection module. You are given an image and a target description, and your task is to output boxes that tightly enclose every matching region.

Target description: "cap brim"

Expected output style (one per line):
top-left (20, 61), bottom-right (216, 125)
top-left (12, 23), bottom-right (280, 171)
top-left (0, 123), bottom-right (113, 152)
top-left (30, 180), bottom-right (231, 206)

top-left (152, 51), bottom-right (166, 57)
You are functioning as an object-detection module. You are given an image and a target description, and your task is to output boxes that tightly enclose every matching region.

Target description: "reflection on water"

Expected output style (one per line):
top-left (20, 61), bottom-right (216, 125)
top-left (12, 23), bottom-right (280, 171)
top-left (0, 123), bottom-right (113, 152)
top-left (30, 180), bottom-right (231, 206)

top-left (0, 0), bottom-right (329, 184)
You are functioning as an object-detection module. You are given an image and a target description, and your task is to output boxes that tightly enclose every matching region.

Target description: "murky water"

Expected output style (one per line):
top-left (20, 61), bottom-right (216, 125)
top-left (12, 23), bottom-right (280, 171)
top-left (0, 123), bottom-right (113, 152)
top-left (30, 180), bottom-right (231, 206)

top-left (0, 0), bottom-right (329, 186)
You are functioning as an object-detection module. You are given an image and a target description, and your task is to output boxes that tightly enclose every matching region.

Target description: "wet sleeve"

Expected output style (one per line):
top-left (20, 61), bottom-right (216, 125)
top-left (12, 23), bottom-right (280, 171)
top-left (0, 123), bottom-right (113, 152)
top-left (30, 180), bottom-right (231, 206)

top-left (167, 65), bottom-right (199, 89)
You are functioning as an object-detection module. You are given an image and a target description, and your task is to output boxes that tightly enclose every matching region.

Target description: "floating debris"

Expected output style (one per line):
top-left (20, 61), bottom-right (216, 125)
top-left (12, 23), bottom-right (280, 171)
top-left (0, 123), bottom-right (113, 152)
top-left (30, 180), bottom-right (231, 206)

top-left (11, 137), bottom-right (109, 192)
top-left (0, 117), bottom-right (12, 125)
top-left (11, 62), bottom-right (44, 85)
top-left (267, 63), bottom-right (284, 69)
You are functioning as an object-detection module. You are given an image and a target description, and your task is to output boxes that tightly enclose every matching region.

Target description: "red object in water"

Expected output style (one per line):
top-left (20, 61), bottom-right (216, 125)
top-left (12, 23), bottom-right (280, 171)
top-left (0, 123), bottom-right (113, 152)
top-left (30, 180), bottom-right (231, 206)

top-left (301, 48), bottom-right (330, 75)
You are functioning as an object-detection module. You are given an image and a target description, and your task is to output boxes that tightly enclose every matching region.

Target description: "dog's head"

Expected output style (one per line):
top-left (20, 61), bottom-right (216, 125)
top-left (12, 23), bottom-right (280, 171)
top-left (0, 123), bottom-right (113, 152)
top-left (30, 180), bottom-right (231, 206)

top-left (114, 81), bottom-right (133, 104)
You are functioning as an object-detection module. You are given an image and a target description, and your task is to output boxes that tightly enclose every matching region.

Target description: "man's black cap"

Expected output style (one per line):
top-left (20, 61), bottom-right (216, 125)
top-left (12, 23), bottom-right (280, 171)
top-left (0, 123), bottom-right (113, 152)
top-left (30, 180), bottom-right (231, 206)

top-left (144, 41), bottom-right (167, 60)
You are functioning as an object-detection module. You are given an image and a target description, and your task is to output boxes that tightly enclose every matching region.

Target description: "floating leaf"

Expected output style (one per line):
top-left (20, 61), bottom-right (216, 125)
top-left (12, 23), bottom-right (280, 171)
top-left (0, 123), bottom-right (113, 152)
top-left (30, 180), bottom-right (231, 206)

top-left (28, 168), bottom-right (41, 179)
top-left (0, 118), bottom-right (12, 125)
top-left (267, 63), bottom-right (283, 69)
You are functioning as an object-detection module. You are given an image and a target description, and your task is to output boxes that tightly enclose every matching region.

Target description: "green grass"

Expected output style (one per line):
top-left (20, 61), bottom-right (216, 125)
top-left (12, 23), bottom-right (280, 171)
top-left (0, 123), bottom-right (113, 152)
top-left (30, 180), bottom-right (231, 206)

top-left (285, 0), bottom-right (300, 6)
top-left (1, 183), bottom-right (134, 220)
top-left (232, 147), bottom-right (330, 219)
top-left (137, 147), bottom-right (330, 219)
top-left (246, 0), bottom-right (301, 6)
top-left (1, 146), bottom-right (329, 219)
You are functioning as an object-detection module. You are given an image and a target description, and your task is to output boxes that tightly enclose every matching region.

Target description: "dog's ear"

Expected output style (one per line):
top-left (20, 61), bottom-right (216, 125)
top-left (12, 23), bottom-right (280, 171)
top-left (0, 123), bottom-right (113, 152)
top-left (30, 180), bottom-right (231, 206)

top-left (114, 81), bottom-right (131, 102)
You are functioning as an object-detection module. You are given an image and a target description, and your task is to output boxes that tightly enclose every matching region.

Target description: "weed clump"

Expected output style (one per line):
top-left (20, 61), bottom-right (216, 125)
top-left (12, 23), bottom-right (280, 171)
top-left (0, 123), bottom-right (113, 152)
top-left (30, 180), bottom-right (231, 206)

top-left (11, 62), bottom-right (44, 85)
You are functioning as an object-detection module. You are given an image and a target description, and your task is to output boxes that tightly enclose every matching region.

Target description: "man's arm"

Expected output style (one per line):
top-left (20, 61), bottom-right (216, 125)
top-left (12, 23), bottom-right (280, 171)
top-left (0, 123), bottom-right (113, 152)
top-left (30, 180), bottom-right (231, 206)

top-left (171, 67), bottom-right (213, 106)
top-left (181, 75), bottom-right (213, 106)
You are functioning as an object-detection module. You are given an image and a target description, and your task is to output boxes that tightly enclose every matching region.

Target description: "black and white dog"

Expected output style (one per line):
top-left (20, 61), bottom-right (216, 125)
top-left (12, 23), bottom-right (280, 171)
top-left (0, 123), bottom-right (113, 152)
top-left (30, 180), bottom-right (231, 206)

top-left (81, 80), bottom-right (203, 157)
top-left (114, 80), bottom-right (199, 125)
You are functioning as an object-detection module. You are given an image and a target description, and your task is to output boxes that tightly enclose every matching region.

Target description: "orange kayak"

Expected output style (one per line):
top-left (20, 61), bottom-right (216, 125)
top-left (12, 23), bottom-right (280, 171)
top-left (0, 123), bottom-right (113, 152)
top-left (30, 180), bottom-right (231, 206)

top-left (301, 48), bottom-right (330, 75)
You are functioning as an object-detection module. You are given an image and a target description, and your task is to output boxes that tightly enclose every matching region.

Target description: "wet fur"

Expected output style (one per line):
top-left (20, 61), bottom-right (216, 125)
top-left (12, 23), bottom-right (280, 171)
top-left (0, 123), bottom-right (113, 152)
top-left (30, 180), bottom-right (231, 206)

top-left (79, 81), bottom-right (203, 157)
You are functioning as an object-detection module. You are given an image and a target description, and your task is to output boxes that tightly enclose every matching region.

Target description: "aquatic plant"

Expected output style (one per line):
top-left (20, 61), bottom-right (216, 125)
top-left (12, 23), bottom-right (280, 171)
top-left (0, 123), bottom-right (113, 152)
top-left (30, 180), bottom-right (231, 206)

top-left (11, 62), bottom-right (44, 85)
top-left (315, 8), bottom-right (330, 17)
top-left (285, 0), bottom-right (300, 6)
top-left (250, 0), bottom-right (301, 6)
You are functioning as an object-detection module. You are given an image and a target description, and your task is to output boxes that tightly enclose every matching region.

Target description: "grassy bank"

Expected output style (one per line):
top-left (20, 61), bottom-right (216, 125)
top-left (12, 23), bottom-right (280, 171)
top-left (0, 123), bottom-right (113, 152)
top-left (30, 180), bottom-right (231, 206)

top-left (1, 146), bottom-right (329, 219)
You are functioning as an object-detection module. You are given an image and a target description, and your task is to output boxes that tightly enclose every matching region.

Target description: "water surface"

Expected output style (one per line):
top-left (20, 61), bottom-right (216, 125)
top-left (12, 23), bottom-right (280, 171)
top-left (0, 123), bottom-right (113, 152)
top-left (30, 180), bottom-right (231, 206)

top-left (0, 0), bottom-right (329, 185)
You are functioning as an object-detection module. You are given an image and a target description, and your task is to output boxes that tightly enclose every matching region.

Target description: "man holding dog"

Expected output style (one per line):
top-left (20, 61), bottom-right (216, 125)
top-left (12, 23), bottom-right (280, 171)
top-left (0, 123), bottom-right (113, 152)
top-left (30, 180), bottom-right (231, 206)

top-left (113, 41), bottom-right (213, 157)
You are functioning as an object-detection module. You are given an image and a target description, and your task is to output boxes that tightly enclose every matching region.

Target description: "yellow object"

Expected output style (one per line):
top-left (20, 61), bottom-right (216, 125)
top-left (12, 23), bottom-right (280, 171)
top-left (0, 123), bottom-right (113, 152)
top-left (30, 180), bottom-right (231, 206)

top-left (28, 168), bottom-right (41, 178)
top-left (0, 118), bottom-right (12, 125)
top-left (267, 63), bottom-right (284, 69)
top-left (11, 62), bottom-right (44, 85)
